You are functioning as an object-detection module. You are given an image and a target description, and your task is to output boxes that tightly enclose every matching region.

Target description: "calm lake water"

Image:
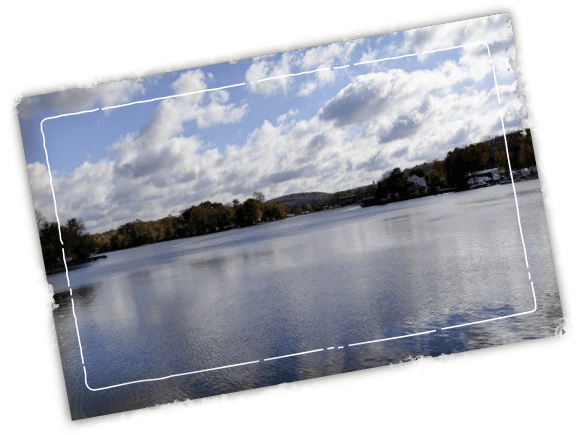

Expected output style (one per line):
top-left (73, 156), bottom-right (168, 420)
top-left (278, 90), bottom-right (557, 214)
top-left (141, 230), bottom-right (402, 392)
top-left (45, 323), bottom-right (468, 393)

top-left (49, 179), bottom-right (563, 420)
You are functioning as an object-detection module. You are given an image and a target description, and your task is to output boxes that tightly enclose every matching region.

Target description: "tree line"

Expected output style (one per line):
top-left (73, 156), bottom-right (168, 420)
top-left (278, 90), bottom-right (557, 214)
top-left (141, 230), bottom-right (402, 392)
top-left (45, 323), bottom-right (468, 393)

top-left (374, 129), bottom-right (536, 199)
top-left (373, 55), bottom-right (536, 203)
top-left (91, 193), bottom-right (292, 254)
top-left (35, 193), bottom-right (292, 272)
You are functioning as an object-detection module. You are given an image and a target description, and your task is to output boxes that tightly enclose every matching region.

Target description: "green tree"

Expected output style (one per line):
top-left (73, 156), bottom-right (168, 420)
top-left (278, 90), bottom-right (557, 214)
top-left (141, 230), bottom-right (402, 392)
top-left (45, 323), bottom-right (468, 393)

top-left (39, 222), bottom-right (62, 271)
top-left (517, 130), bottom-right (536, 169)
top-left (235, 199), bottom-right (264, 226)
top-left (263, 202), bottom-right (288, 220)
top-left (444, 148), bottom-right (470, 189)
top-left (35, 212), bottom-right (97, 272)
top-left (376, 167), bottom-right (408, 199)
top-left (62, 218), bottom-right (97, 264)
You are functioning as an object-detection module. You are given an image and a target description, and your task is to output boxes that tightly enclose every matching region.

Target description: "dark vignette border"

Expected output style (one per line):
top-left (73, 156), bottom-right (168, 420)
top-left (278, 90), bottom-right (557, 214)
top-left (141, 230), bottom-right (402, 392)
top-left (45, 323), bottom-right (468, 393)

top-left (7, 1), bottom-right (576, 434)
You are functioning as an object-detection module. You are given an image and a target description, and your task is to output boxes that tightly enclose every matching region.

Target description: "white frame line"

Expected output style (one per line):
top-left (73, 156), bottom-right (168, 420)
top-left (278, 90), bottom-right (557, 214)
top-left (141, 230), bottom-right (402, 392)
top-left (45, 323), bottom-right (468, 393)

top-left (354, 53), bottom-right (417, 66)
top-left (492, 65), bottom-right (502, 104)
top-left (83, 360), bottom-right (260, 391)
top-left (499, 106), bottom-right (530, 270)
top-left (422, 41), bottom-right (491, 58)
top-left (40, 109), bottom-right (100, 244)
top-left (61, 248), bottom-right (71, 290)
top-left (264, 348), bottom-right (324, 361)
top-left (40, 41), bottom-right (537, 392)
top-left (442, 282), bottom-right (537, 331)
top-left (257, 67), bottom-right (330, 82)
top-left (348, 330), bottom-right (437, 347)
top-left (102, 83), bottom-right (247, 111)
top-left (71, 298), bottom-right (85, 365)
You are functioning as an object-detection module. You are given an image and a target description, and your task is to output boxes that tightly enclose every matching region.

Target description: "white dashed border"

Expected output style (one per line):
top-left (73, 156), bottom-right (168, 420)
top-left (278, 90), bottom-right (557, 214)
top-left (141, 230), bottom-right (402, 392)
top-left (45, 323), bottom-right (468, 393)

top-left (40, 41), bottom-right (537, 392)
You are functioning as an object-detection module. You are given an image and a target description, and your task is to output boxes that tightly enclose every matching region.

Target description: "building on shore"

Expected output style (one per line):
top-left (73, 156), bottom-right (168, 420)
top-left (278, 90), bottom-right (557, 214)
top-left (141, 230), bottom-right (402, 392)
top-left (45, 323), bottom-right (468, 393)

top-left (466, 168), bottom-right (500, 186)
top-left (407, 174), bottom-right (429, 195)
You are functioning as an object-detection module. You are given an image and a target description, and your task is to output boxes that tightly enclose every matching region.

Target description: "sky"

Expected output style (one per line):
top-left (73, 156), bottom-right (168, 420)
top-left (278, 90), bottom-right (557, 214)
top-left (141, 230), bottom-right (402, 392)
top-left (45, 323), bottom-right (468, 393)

top-left (19, 13), bottom-right (524, 234)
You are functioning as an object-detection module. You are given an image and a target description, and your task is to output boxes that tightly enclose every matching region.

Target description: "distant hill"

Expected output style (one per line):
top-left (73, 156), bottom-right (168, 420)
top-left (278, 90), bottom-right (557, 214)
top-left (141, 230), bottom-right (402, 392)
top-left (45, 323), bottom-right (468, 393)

top-left (266, 191), bottom-right (332, 208)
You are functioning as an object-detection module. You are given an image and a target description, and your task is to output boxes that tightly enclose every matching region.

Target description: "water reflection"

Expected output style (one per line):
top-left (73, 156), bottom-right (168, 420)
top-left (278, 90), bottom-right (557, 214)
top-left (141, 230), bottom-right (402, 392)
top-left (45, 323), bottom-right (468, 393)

top-left (49, 180), bottom-right (562, 419)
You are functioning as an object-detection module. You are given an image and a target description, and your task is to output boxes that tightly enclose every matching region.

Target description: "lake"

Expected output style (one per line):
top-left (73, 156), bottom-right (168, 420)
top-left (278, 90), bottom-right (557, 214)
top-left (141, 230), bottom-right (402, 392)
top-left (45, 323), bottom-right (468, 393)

top-left (49, 179), bottom-right (563, 419)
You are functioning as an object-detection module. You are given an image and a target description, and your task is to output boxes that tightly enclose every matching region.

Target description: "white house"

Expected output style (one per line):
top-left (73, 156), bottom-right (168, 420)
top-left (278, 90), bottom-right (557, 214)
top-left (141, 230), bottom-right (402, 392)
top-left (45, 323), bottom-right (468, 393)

top-left (466, 168), bottom-right (500, 185)
top-left (407, 174), bottom-right (428, 195)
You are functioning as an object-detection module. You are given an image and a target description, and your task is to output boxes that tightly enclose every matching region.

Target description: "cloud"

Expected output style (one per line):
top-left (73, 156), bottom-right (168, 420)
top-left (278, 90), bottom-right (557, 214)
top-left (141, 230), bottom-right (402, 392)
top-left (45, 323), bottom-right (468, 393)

top-left (171, 69), bottom-right (209, 95)
top-left (396, 14), bottom-right (512, 55)
top-left (27, 22), bottom-right (521, 234)
top-left (28, 159), bottom-right (116, 229)
top-left (358, 48), bottom-right (379, 64)
top-left (378, 115), bottom-right (422, 143)
top-left (354, 152), bottom-right (388, 172)
top-left (245, 40), bottom-right (361, 97)
top-left (390, 13), bottom-right (517, 84)
top-left (295, 41), bottom-right (361, 96)
top-left (245, 53), bottom-right (293, 95)
top-left (18, 78), bottom-right (147, 119)
top-left (297, 41), bottom-right (358, 70)
top-left (277, 108), bottom-right (298, 124)
top-left (319, 72), bottom-right (393, 126)
top-left (107, 70), bottom-right (248, 200)
top-left (260, 167), bottom-right (312, 185)
top-left (28, 70), bottom-right (248, 232)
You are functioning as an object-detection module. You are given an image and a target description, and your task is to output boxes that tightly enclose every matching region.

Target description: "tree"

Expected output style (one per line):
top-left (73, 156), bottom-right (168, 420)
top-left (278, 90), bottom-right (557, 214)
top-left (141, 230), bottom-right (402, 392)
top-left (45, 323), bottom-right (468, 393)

top-left (426, 160), bottom-right (447, 191)
top-left (62, 218), bottom-right (97, 264)
top-left (290, 204), bottom-right (303, 215)
top-left (35, 212), bottom-right (96, 272)
top-left (252, 191), bottom-right (266, 203)
top-left (492, 137), bottom-right (510, 177)
top-left (263, 202), bottom-right (288, 220)
top-left (517, 130), bottom-right (536, 169)
top-left (235, 199), bottom-right (264, 226)
top-left (444, 148), bottom-right (470, 189)
top-left (376, 167), bottom-right (408, 198)
top-left (39, 221), bottom-right (62, 271)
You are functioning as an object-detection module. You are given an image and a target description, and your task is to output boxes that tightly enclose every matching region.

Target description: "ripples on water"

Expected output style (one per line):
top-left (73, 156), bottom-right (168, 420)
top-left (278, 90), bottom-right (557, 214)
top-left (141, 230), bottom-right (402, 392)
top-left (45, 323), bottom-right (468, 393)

top-left (49, 179), bottom-right (563, 419)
